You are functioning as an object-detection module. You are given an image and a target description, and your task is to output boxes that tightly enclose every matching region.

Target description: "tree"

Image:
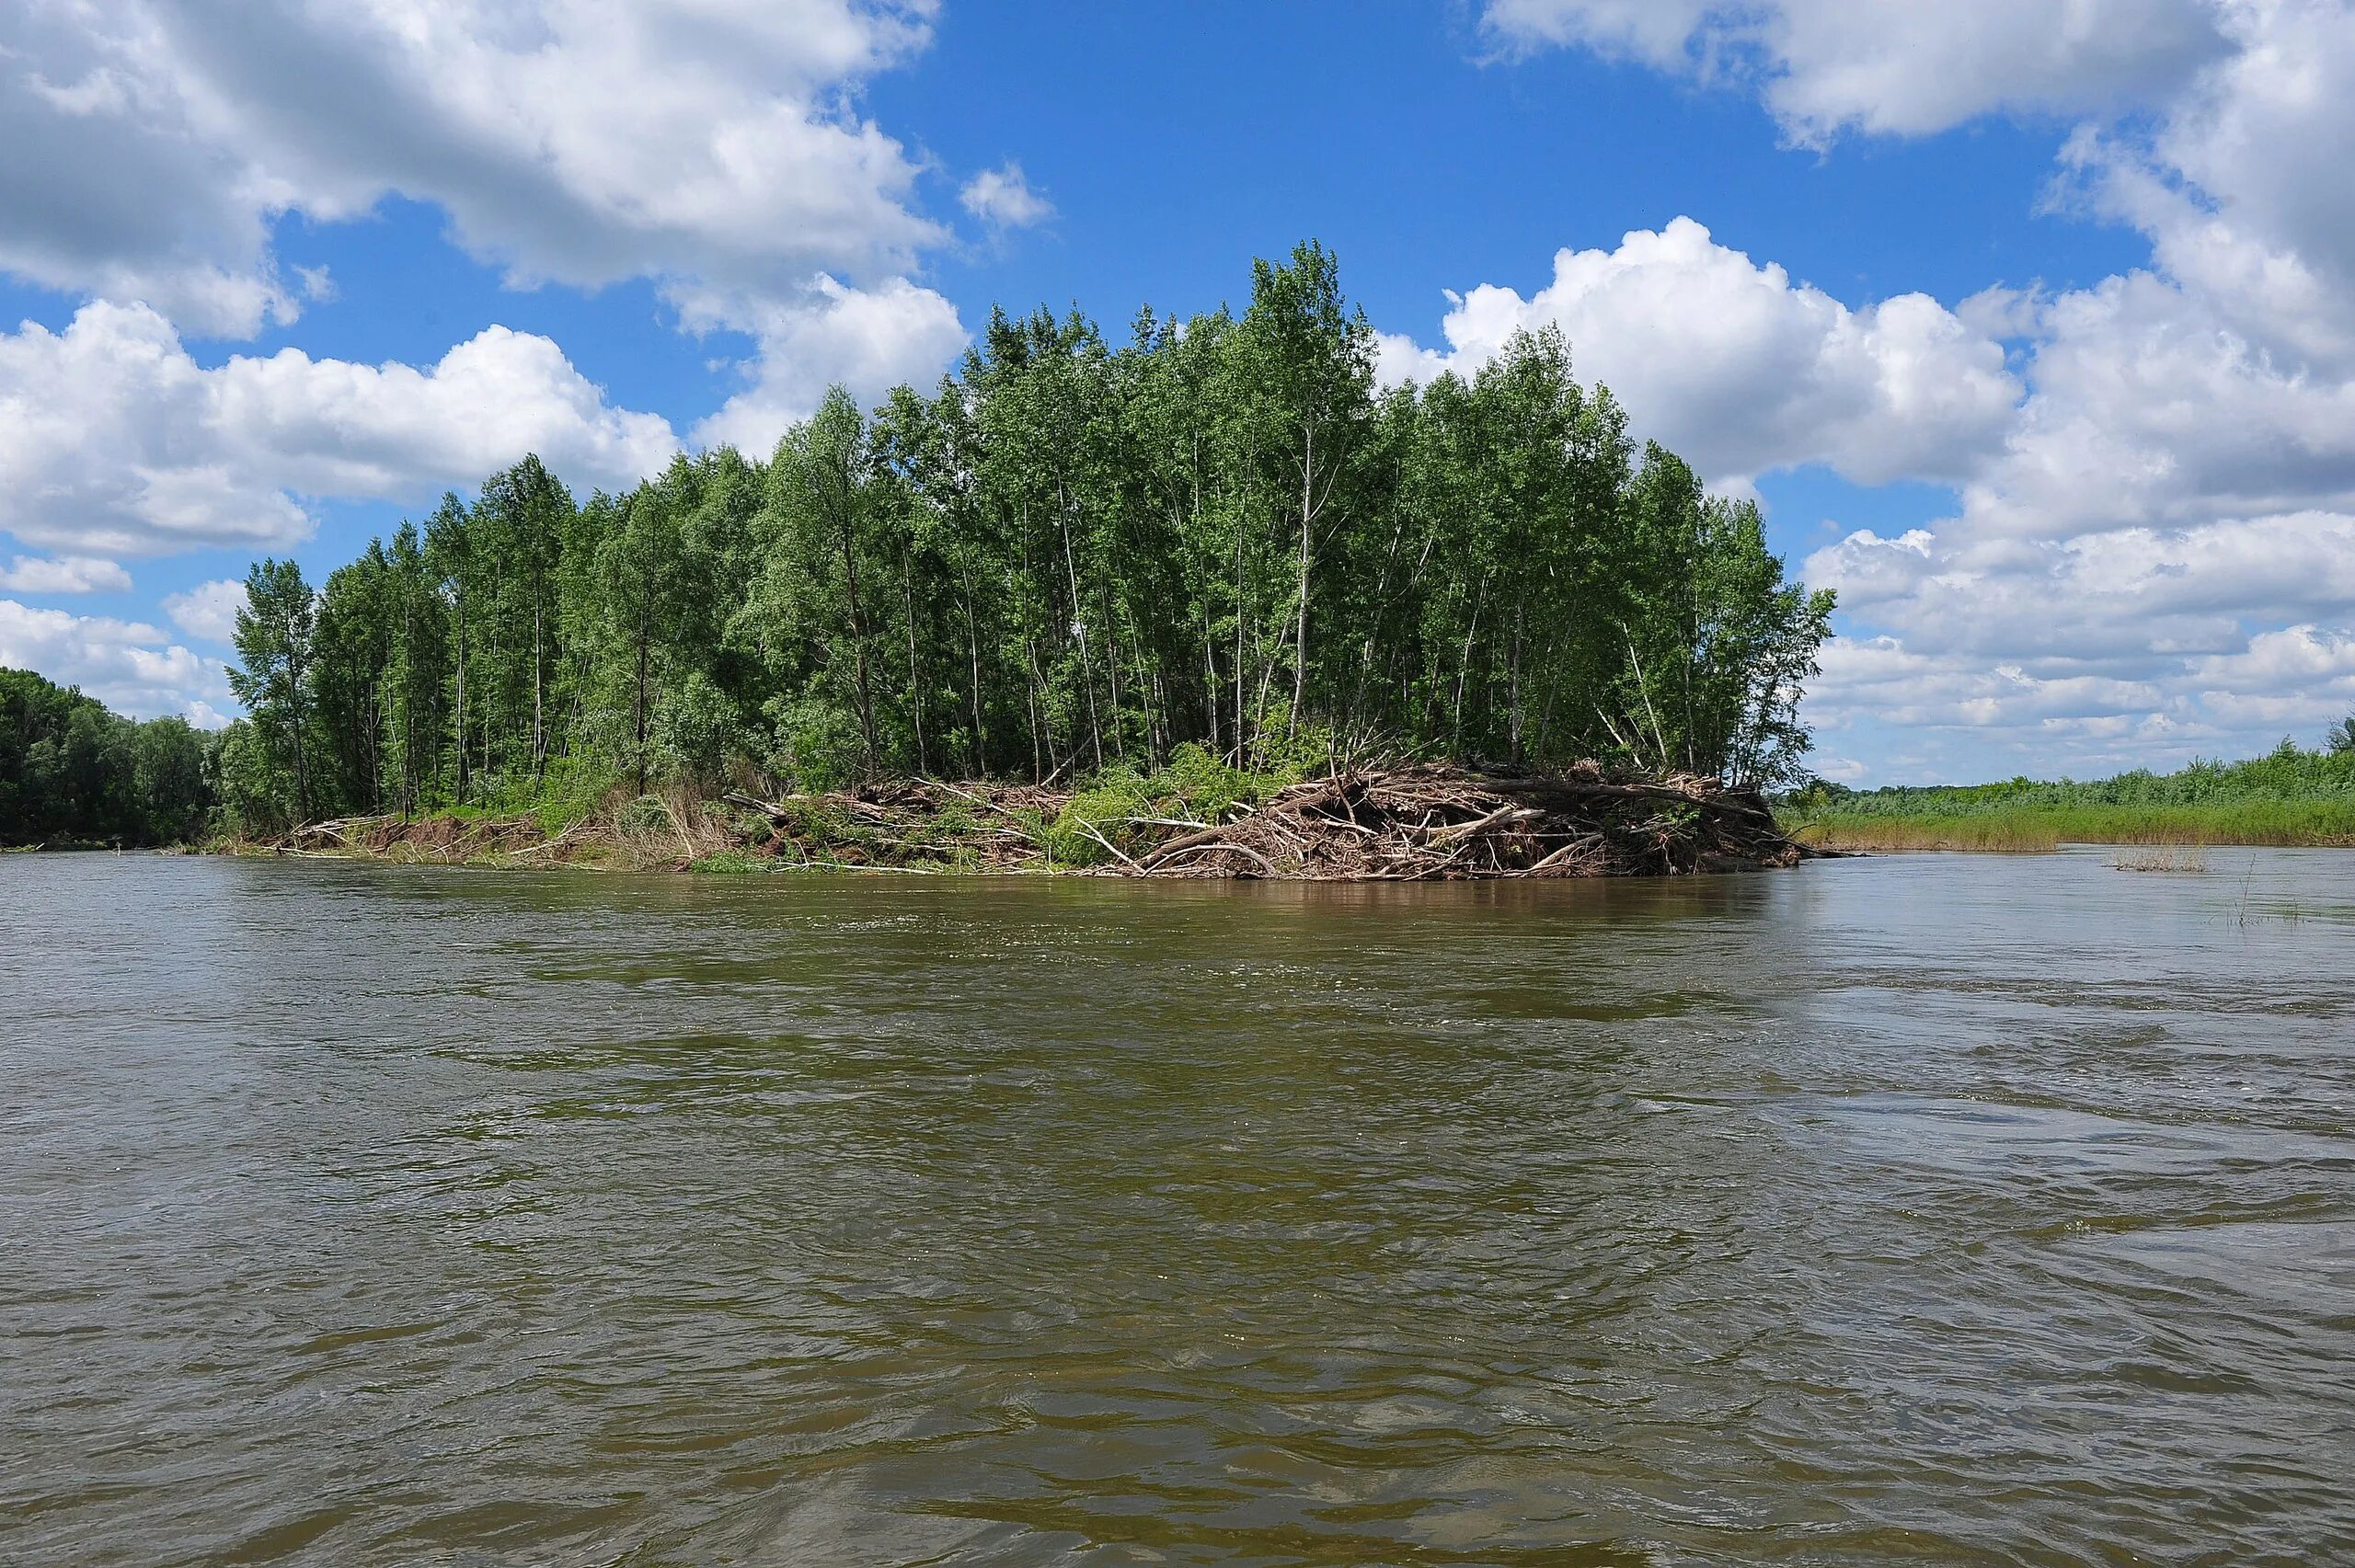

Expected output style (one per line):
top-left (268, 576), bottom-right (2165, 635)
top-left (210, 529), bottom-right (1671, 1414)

top-left (424, 494), bottom-right (476, 803)
top-left (314, 545), bottom-right (395, 816)
top-left (229, 558), bottom-right (319, 824)
top-left (133, 718), bottom-right (212, 842)
top-left (473, 455), bottom-right (577, 784)
top-left (382, 521), bottom-right (450, 816)
top-left (596, 485), bottom-right (692, 793)
top-left (748, 388), bottom-right (888, 779)
top-left (1239, 241), bottom-right (1375, 738)
top-left (0, 669), bottom-right (217, 844)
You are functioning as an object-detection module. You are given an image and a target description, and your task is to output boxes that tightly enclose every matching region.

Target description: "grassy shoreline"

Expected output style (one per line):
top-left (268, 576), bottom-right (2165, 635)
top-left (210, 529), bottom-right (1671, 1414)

top-left (1783, 801), bottom-right (2355, 852)
top-left (1776, 741), bottom-right (2355, 852)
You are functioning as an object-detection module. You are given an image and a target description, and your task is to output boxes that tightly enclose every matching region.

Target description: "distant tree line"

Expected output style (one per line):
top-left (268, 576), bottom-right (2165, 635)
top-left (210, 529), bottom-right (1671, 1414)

top-left (0, 668), bottom-right (213, 845)
top-left (1784, 732), bottom-right (2355, 818)
top-left (213, 245), bottom-right (1836, 833)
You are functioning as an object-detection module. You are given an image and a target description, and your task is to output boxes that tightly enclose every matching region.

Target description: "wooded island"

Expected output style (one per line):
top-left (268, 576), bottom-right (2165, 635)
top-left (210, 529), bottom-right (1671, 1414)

top-left (8, 247), bottom-right (1835, 872)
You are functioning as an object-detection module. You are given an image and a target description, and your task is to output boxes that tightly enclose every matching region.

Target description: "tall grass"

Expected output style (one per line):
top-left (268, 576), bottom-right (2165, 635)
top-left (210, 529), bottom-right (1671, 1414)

top-left (1780, 744), bottom-right (2355, 850)
top-left (1788, 800), bottom-right (2355, 851)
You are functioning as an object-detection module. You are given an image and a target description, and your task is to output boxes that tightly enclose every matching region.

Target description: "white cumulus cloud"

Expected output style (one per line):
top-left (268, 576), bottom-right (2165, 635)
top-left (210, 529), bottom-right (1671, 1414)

top-left (959, 162), bottom-right (1053, 229)
top-left (1482, 0), bottom-right (2231, 143)
top-left (0, 301), bottom-right (677, 557)
top-left (0, 1), bottom-right (947, 337)
top-left (161, 578), bottom-right (247, 647)
top-left (1484, 0), bottom-right (2355, 776)
top-left (1376, 218), bottom-right (2021, 486)
top-left (0, 598), bottom-right (226, 722)
top-left (690, 274), bottom-right (969, 455)
top-left (0, 555), bottom-right (132, 593)
top-left (1, 0), bottom-right (981, 581)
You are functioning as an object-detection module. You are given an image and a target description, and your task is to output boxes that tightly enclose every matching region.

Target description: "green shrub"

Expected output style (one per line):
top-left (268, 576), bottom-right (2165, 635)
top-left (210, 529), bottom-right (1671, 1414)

top-left (1149, 742), bottom-right (1263, 821)
top-left (1242, 700), bottom-right (1334, 784)
top-left (1778, 743), bottom-right (2355, 824)
top-left (1787, 799), bottom-right (2355, 851)
top-left (211, 719), bottom-right (292, 839)
top-left (529, 753), bottom-right (617, 838)
top-left (615, 794), bottom-right (672, 838)
top-left (1045, 766), bottom-right (1152, 866)
top-left (765, 693), bottom-right (867, 793)
top-left (652, 673), bottom-right (746, 792)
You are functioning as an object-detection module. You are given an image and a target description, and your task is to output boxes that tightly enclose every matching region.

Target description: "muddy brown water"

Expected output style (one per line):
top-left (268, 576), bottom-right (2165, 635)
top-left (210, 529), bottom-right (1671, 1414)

top-left (3, 851), bottom-right (2351, 1565)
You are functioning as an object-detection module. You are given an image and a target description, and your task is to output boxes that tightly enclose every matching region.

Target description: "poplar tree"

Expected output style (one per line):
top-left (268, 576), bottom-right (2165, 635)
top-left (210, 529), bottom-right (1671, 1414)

top-left (229, 558), bottom-right (319, 823)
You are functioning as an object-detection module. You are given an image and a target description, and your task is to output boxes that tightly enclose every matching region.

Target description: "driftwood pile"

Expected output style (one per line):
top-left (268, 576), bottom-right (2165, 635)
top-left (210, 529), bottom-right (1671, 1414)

top-left (281, 808), bottom-right (672, 865)
top-left (729, 762), bottom-right (1811, 879)
top-left (275, 763), bottom-right (1813, 877)
top-left (1120, 764), bottom-right (1805, 878)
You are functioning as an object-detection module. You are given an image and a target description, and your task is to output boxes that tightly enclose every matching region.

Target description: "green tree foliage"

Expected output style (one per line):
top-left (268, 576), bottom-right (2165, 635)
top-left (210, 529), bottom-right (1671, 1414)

top-left (0, 669), bottom-right (215, 844)
top-left (1785, 739), bottom-right (2355, 819)
top-left (227, 556), bottom-right (319, 823)
top-left (218, 246), bottom-right (1836, 829)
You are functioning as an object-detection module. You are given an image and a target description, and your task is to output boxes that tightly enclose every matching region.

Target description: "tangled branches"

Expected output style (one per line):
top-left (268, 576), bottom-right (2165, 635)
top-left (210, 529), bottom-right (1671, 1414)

top-left (1119, 764), bottom-right (1809, 879)
top-left (272, 763), bottom-right (1816, 878)
top-left (730, 762), bottom-right (1814, 879)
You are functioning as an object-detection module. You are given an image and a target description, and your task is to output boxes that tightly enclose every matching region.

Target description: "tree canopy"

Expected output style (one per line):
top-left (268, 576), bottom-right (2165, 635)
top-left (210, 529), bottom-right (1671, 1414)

top-left (219, 244), bottom-right (1839, 831)
top-left (0, 669), bottom-right (213, 845)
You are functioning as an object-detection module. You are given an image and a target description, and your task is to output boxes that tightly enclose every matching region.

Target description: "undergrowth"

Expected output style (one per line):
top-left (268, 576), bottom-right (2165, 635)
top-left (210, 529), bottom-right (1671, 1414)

top-left (1043, 743), bottom-right (1280, 867)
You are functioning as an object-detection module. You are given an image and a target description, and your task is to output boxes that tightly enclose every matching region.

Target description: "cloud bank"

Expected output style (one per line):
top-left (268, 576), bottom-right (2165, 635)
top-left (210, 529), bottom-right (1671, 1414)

top-left (0, 303), bottom-right (678, 558)
top-left (1441, 0), bottom-right (2355, 779)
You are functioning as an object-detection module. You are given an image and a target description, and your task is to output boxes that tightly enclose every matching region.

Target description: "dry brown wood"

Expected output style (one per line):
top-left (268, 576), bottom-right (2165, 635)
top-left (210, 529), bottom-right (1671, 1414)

top-left (1075, 820), bottom-right (1140, 868)
top-left (1135, 816), bottom-right (1250, 868)
top-left (723, 789), bottom-right (813, 817)
top-left (1428, 804), bottom-right (1542, 845)
top-left (505, 818), bottom-right (594, 858)
top-left (917, 777), bottom-right (1029, 826)
top-left (1524, 834), bottom-right (1601, 873)
top-left (1305, 810), bottom-right (1377, 837)
top-left (1155, 840), bottom-right (1281, 877)
top-left (270, 761), bottom-right (1808, 880)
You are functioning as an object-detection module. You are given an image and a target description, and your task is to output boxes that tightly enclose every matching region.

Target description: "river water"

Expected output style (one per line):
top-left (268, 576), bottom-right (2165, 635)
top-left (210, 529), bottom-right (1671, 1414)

top-left (3, 851), bottom-right (2351, 1565)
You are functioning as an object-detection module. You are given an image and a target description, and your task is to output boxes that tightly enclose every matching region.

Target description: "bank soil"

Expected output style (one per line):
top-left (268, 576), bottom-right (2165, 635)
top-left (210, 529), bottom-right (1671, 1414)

top-left (281, 763), bottom-right (1817, 878)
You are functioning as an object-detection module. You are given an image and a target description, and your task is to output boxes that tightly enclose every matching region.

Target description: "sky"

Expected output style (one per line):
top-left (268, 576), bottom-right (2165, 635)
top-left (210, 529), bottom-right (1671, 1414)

top-left (4, 0), bottom-right (2352, 784)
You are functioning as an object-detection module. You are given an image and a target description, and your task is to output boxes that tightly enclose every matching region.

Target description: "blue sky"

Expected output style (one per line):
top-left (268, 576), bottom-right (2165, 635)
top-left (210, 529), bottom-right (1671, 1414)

top-left (5, 2), bottom-right (2352, 784)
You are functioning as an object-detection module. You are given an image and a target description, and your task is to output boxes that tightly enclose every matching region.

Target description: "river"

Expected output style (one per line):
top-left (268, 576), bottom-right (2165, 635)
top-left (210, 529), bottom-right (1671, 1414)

top-left (3, 851), bottom-right (2350, 1565)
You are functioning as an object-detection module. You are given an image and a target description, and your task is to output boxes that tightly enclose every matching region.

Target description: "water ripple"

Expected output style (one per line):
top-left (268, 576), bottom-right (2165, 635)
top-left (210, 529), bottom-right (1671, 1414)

top-left (2, 850), bottom-right (2351, 1564)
